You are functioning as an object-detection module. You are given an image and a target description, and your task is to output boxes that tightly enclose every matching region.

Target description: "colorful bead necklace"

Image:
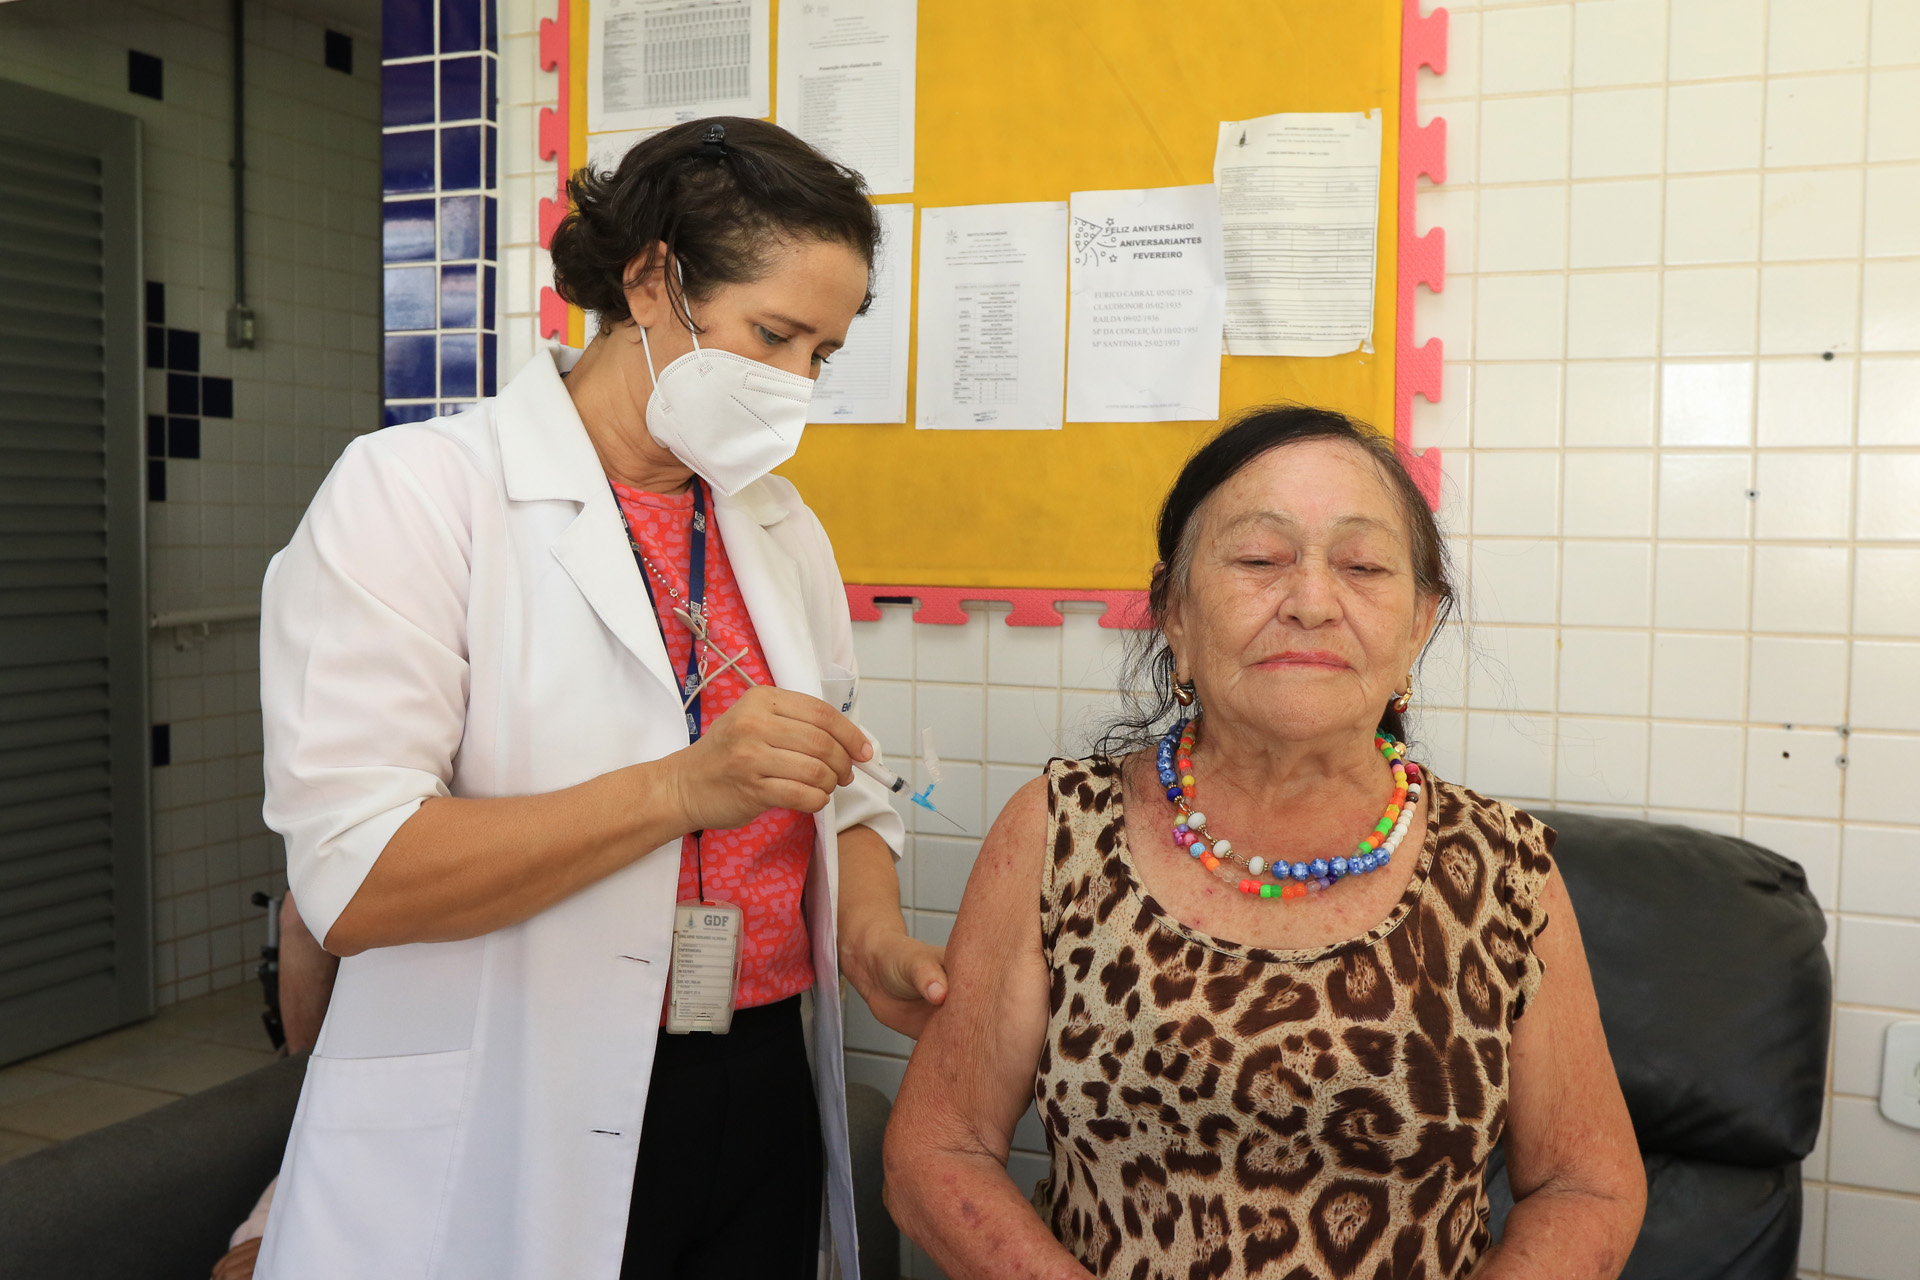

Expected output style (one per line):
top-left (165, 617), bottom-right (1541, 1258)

top-left (1154, 715), bottom-right (1423, 900)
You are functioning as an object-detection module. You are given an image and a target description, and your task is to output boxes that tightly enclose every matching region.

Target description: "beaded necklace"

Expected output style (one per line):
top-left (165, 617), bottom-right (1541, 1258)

top-left (1154, 714), bottom-right (1424, 900)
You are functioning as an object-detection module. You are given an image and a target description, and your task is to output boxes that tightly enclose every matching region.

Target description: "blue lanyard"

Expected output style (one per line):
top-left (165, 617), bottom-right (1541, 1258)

top-left (611, 479), bottom-right (710, 744)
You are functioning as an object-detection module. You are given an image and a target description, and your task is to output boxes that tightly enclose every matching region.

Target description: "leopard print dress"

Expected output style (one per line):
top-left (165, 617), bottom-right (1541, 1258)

top-left (1031, 757), bottom-right (1555, 1280)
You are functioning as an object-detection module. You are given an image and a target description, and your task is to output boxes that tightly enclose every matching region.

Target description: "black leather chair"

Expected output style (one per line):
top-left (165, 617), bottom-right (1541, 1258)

top-left (0, 1053), bottom-right (901, 1280)
top-left (1485, 810), bottom-right (1831, 1280)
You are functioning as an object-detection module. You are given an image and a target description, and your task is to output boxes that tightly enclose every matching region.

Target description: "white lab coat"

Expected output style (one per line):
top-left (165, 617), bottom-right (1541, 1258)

top-left (253, 346), bottom-right (905, 1280)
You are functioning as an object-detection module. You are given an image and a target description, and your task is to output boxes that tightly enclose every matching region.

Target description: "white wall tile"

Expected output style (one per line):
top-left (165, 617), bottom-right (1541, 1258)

top-left (1475, 274), bottom-right (1568, 360)
top-left (1573, 0), bottom-right (1668, 85)
top-left (1666, 81), bottom-right (1765, 172)
top-left (1417, 272), bottom-right (1477, 365)
top-left (1571, 181), bottom-right (1664, 269)
top-left (1419, 623), bottom-right (1471, 709)
top-left (1662, 362), bottom-right (1755, 444)
top-left (1559, 630), bottom-right (1652, 714)
top-left (1872, 0), bottom-right (1920, 64)
top-left (853, 604), bottom-right (916, 679)
top-left (916, 684), bottom-right (985, 762)
top-left (1832, 1006), bottom-right (1901, 1095)
top-left (1478, 186), bottom-right (1569, 272)
top-left (1481, 5), bottom-right (1573, 94)
top-left (1743, 815), bottom-right (1838, 905)
top-left (1664, 176), bottom-right (1762, 264)
top-left (1422, 186), bottom-right (1480, 276)
top-left (1566, 272), bottom-right (1662, 358)
top-left (1767, 0), bottom-right (1871, 73)
top-left (1864, 166), bottom-right (1920, 259)
top-left (1847, 734), bottom-right (1920, 825)
top-left (1754, 451), bottom-right (1853, 540)
top-left (1565, 362), bottom-right (1658, 445)
top-left (916, 615), bottom-right (986, 684)
top-left (1856, 454), bottom-right (1920, 541)
top-left (1840, 825), bottom-right (1920, 919)
top-left (1471, 539), bottom-right (1562, 623)
top-left (1659, 453), bottom-right (1754, 537)
top-left (1479, 95), bottom-right (1571, 183)
top-left (1825, 1188), bottom-right (1920, 1280)
top-left (1473, 364), bottom-right (1564, 447)
top-left (1571, 87), bottom-right (1665, 178)
top-left (986, 686), bottom-right (1060, 767)
top-left (1830, 1097), bottom-right (1920, 1194)
top-left (1556, 716), bottom-right (1651, 803)
top-left (1562, 541), bottom-right (1655, 626)
top-left (1648, 721), bottom-right (1745, 809)
top-left (1762, 170), bottom-right (1866, 263)
top-left (1758, 358), bottom-right (1857, 447)
top-left (1749, 637), bottom-right (1849, 723)
top-left (1746, 725), bottom-right (1845, 816)
top-left (1652, 632), bottom-right (1747, 719)
top-left (1668, 0), bottom-right (1766, 80)
top-left (1867, 69), bottom-right (1920, 163)
top-left (1855, 550), bottom-right (1920, 636)
top-left (1465, 712), bottom-right (1556, 799)
top-left (1061, 609), bottom-right (1133, 692)
top-left (1850, 642), bottom-right (1920, 732)
top-left (1752, 545), bottom-right (1853, 635)
top-left (1472, 453), bottom-right (1562, 536)
top-left (1415, 366), bottom-right (1476, 452)
top-left (860, 679), bottom-right (915, 758)
top-left (1664, 270), bottom-right (1760, 354)
top-left (1424, 10), bottom-right (1481, 100)
top-left (1468, 626), bottom-right (1559, 711)
top-left (1801, 1184), bottom-right (1827, 1275)
top-left (1862, 261), bottom-right (1920, 353)
top-left (1565, 453), bottom-right (1655, 536)
top-left (1654, 543), bottom-right (1750, 629)
top-left (1837, 915), bottom-right (1920, 1010)
top-left (1859, 360), bottom-right (1920, 446)
top-left (987, 618), bottom-right (1062, 687)
top-left (1766, 74), bottom-right (1870, 167)
top-left (1412, 708), bottom-right (1467, 780)
top-left (1760, 263), bottom-right (1862, 356)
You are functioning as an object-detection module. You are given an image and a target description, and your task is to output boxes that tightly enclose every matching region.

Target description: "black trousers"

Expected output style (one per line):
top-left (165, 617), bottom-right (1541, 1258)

top-left (621, 995), bottom-right (824, 1280)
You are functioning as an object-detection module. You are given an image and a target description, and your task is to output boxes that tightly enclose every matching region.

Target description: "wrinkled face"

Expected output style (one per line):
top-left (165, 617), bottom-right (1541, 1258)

top-left (1163, 439), bottom-right (1439, 745)
top-left (621, 236), bottom-right (870, 381)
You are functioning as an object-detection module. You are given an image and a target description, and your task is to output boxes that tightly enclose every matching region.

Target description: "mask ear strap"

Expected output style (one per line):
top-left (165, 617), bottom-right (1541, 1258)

top-left (636, 322), bottom-right (659, 384)
top-left (674, 257), bottom-right (702, 354)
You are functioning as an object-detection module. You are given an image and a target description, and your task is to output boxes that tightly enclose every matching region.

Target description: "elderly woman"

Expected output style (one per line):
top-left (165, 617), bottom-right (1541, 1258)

top-left (885, 407), bottom-right (1645, 1279)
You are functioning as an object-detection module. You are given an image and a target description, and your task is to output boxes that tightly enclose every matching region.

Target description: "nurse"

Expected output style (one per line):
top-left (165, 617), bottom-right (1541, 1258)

top-left (255, 117), bottom-right (939, 1280)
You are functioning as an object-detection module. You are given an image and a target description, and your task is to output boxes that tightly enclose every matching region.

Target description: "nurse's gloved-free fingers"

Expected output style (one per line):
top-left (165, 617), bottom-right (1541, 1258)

top-left (671, 686), bottom-right (873, 831)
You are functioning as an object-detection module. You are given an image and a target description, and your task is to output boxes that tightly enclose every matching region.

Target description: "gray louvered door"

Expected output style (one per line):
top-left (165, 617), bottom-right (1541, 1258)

top-left (0, 79), bottom-right (151, 1065)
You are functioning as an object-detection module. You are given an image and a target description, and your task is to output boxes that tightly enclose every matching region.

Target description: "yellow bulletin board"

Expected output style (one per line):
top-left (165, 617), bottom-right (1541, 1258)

top-left (567, 0), bottom-right (1402, 591)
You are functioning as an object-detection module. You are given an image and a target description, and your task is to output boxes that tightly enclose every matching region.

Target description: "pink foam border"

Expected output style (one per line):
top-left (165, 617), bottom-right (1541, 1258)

top-left (534, 1), bottom-right (1445, 624)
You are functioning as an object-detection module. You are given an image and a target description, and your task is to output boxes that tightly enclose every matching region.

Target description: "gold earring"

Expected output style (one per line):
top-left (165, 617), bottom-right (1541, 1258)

top-left (1390, 674), bottom-right (1412, 715)
top-left (1174, 677), bottom-right (1196, 707)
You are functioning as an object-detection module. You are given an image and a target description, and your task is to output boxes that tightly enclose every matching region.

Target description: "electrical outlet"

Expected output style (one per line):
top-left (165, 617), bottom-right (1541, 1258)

top-left (1882, 1021), bottom-right (1920, 1131)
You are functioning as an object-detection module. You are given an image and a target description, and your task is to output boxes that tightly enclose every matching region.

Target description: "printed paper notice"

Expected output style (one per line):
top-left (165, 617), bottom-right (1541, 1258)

top-left (1065, 184), bottom-right (1226, 423)
top-left (810, 201), bottom-right (913, 424)
top-left (1212, 110), bottom-right (1382, 357)
top-left (915, 202), bottom-right (1068, 431)
top-left (588, 0), bottom-right (770, 133)
top-left (776, 0), bottom-right (915, 196)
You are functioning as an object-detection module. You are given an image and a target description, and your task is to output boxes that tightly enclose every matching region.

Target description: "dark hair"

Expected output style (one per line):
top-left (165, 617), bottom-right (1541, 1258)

top-left (1098, 404), bottom-right (1457, 756)
top-left (548, 117), bottom-right (880, 328)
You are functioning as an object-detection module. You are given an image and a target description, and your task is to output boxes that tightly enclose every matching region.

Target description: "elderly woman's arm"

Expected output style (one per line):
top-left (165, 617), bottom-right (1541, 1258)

top-left (884, 779), bottom-right (1093, 1280)
top-left (1471, 869), bottom-right (1646, 1278)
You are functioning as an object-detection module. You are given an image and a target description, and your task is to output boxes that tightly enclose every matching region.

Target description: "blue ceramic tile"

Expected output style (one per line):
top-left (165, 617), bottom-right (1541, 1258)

top-left (439, 56), bottom-right (482, 122)
top-left (166, 372), bottom-right (198, 415)
top-left (440, 195), bottom-right (481, 260)
top-left (167, 417), bottom-right (200, 459)
top-left (440, 333), bottom-right (477, 398)
top-left (148, 458), bottom-right (166, 501)
top-left (484, 0), bottom-right (496, 52)
top-left (439, 401), bottom-right (473, 415)
top-left (385, 265), bottom-right (437, 330)
top-left (147, 414), bottom-right (165, 457)
top-left (383, 61), bottom-right (435, 127)
top-left (383, 0), bottom-right (433, 59)
top-left (482, 266), bottom-right (495, 329)
top-left (484, 123), bottom-right (496, 189)
top-left (201, 377), bottom-right (233, 418)
top-left (146, 325), bottom-right (165, 369)
top-left (384, 402), bottom-right (438, 427)
top-left (166, 328), bottom-right (199, 372)
top-left (385, 333), bottom-right (437, 399)
top-left (486, 56), bottom-right (496, 119)
top-left (440, 125), bottom-right (481, 191)
top-left (483, 196), bottom-right (497, 260)
top-left (145, 281), bottom-right (164, 324)
top-left (383, 198), bottom-right (436, 262)
top-left (382, 129), bottom-right (435, 195)
top-left (483, 332), bottom-right (498, 396)
top-left (439, 264), bottom-right (477, 327)
top-left (439, 0), bottom-right (480, 52)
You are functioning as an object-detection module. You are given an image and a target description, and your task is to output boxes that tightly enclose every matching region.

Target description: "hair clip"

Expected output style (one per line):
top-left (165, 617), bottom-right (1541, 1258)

top-left (697, 122), bottom-right (727, 159)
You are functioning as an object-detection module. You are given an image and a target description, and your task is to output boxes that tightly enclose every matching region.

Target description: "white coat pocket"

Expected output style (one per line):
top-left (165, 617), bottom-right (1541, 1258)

top-left (821, 664), bottom-right (857, 716)
top-left (258, 1049), bottom-right (472, 1280)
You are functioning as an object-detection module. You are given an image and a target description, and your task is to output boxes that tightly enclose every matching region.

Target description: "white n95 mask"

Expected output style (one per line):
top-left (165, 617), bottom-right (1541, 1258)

top-left (637, 314), bottom-right (815, 498)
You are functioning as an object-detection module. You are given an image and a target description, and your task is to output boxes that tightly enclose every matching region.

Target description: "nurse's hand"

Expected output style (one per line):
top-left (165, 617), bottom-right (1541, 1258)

top-left (846, 930), bottom-right (950, 1040)
top-left (668, 685), bottom-right (872, 832)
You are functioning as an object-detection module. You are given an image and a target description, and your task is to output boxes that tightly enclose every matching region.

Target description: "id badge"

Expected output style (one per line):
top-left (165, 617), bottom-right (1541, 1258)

top-left (667, 900), bottom-right (742, 1034)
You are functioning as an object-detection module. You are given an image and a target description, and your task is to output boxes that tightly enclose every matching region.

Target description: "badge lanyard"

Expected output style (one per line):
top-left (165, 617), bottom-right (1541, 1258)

top-left (611, 480), bottom-right (743, 1034)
